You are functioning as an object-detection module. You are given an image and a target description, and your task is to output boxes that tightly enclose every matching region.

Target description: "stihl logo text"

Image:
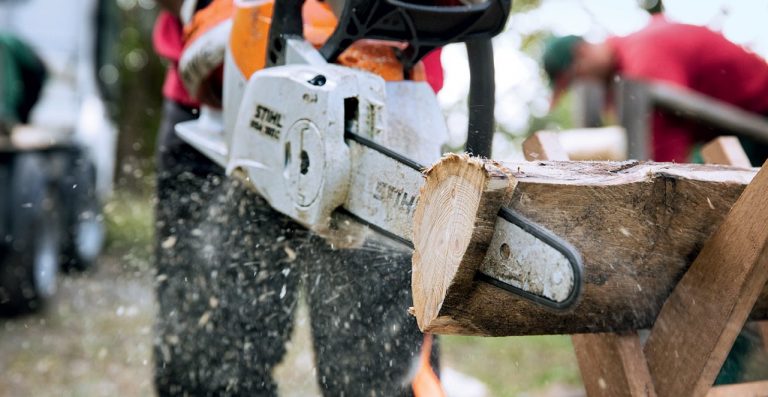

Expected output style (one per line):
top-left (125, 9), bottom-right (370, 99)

top-left (373, 181), bottom-right (417, 214)
top-left (250, 105), bottom-right (283, 139)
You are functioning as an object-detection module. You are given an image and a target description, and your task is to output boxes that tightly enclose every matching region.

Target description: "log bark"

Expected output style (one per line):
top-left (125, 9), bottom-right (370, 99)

top-left (412, 156), bottom-right (762, 336)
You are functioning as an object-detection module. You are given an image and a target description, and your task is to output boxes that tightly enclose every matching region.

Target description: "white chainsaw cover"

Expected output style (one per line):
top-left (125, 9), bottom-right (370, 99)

top-left (227, 63), bottom-right (387, 229)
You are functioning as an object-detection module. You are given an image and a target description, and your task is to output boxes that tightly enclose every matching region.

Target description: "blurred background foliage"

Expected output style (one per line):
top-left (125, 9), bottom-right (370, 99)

top-left (100, 0), bottom-right (164, 194)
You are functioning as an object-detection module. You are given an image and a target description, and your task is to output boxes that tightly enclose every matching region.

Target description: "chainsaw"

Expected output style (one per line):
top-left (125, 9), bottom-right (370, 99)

top-left (176, 0), bottom-right (583, 310)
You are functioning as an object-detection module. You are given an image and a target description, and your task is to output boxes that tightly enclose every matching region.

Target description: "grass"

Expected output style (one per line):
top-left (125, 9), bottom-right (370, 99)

top-left (0, 259), bottom-right (156, 397)
top-left (442, 335), bottom-right (581, 396)
top-left (103, 191), bottom-right (155, 269)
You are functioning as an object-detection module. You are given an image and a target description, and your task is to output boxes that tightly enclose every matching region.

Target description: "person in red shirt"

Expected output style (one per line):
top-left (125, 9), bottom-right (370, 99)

top-left (543, 15), bottom-right (768, 164)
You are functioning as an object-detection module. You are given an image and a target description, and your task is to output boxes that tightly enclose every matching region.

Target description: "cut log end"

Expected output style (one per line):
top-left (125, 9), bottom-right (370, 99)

top-left (412, 153), bottom-right (515, 332)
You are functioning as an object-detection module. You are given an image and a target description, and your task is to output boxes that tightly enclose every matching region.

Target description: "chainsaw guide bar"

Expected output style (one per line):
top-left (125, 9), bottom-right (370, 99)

top-left (343, 130), bottom-right (583, 310)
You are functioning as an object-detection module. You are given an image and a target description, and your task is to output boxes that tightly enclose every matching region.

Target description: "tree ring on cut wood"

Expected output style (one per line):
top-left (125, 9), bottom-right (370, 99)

top-left (412, 154), bottom-right (516, 332)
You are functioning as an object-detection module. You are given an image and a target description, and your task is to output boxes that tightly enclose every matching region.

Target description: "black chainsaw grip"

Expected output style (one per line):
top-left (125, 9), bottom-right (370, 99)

top-left (465, 38), bottom-right (495, 157)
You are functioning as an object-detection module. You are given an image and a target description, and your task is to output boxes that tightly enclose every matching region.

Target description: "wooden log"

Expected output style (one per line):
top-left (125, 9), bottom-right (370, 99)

top-left (643, 160), bottom-right (768, 396)
top-left (701, 136), bottom-right (752, 169)
top-left (412, 156), bottom-right (761, 336)
top-left (522, 131), bottom-right (569, 161)
top-left (523, 132), bottom-right (568, 162)
top-left (558, 127), bottom-right (627, 161)
top-left (521, 134), bottom-right (655, 397)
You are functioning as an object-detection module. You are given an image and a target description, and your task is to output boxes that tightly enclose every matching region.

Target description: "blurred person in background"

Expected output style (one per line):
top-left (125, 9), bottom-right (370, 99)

top-left (542, 1), bottom-right (768, 384)
top-left (542, 8), bottom-right (768, 165)
top-left (151, 1), bottom-right (445, 395)
top-left (0, 33), bottom-right (47, 135)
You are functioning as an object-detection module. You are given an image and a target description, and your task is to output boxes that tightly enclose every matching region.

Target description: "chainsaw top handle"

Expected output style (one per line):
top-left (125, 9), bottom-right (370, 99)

top-left (265, 0), bottom-right (508, 157)
top-left (266, 0), bottom-right (511, 69)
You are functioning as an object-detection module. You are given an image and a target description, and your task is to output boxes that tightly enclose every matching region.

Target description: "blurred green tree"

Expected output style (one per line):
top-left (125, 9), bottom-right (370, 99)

top-left (98, 0), bottom-right (164, 193)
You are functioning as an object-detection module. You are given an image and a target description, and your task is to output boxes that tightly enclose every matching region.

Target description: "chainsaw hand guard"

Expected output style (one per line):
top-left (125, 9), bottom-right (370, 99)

top-left (320, 0), bottom-right (511, 69)
top-left (266, 0), bottom-right (511, 69)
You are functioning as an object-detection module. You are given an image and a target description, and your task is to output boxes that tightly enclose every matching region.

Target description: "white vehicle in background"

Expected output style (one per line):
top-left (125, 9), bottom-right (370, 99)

top-left (0, 0), bottom-right (117, 313)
